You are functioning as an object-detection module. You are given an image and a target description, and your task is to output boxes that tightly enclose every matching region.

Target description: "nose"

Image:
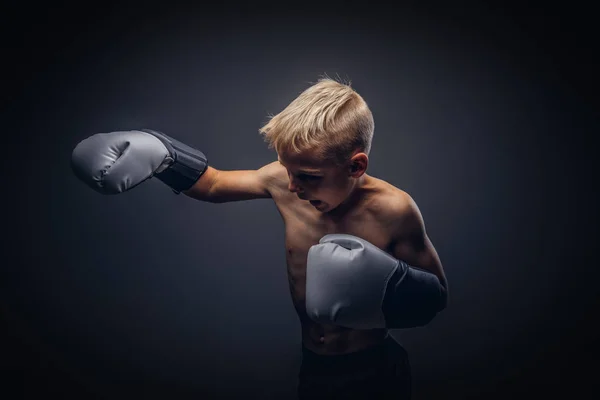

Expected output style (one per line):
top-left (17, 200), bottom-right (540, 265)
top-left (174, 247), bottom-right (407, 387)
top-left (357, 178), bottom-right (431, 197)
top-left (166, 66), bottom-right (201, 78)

top-left (288, 175), bottom-right (302, 193)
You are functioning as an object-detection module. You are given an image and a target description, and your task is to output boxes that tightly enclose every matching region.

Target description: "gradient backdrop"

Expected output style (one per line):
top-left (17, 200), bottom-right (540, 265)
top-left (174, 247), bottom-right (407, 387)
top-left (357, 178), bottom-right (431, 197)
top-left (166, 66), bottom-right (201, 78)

top-left (2, 2), bottom-right (597, 400)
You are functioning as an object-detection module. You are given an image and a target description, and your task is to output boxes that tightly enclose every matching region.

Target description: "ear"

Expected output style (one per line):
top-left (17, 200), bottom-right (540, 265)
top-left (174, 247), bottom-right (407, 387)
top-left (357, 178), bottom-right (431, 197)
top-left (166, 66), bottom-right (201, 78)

top-left (349, 152), bottom-right (368, 178)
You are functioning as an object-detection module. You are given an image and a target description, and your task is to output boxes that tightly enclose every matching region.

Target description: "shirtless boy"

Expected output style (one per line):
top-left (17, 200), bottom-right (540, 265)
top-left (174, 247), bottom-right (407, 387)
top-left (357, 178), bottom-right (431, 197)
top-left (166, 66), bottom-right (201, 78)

top-left (71, 77), bottom-right (448, 399)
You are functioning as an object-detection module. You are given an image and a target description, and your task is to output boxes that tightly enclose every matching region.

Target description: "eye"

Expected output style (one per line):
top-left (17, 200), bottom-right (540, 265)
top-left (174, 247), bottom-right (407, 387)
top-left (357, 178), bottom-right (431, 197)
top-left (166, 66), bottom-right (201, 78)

top-left (299, 174), bottom-right (322, 181)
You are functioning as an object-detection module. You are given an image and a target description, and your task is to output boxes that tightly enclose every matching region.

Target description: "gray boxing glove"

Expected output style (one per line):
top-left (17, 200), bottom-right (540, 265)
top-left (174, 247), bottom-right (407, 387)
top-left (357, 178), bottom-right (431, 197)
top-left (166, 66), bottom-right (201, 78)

top-left (71, 129), bottom-right (208, 194)
top-left (306, 234), bottom-right (446, 330)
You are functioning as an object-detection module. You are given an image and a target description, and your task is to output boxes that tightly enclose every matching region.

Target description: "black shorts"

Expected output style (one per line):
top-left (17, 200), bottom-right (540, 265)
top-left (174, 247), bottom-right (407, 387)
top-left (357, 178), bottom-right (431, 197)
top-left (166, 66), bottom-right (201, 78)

top-left (298, 335), bottom-right (412, 400)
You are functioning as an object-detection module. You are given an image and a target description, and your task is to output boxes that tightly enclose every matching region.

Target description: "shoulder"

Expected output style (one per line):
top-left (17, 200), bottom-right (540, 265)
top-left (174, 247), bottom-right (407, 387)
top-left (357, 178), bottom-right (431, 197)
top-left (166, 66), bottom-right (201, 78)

top-left (258, 160), bottom-right (289, 194)
top-left (368, 178), bottom-right (424, 235)
top-left (391, 189), bottom-right (422, 224)
top-left (368, 177), bottom-right (418, 216)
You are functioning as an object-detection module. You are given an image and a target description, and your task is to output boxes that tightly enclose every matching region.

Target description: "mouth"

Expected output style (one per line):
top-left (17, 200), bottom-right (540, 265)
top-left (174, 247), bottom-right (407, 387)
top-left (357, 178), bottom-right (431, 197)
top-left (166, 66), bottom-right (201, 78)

top-left (309, 200), bottom-right (322, 207)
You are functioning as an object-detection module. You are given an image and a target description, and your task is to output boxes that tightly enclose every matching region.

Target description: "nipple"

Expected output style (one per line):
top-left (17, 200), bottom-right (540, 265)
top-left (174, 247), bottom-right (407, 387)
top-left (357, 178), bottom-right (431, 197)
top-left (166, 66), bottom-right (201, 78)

top-left (319, 336), bottom-right (325, 343)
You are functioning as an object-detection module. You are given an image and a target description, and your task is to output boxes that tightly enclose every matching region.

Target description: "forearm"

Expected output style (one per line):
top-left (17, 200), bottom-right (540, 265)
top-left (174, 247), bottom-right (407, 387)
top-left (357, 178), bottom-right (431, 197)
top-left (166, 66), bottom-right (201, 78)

top-left (182, 166), bottom-right (220, 202)
top-left (182, 166), bottom-right (273, 203)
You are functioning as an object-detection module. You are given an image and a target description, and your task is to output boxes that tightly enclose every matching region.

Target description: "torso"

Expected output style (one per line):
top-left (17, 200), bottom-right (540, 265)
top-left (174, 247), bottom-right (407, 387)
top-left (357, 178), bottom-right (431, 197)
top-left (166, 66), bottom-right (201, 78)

top-left (269, 165), bottom-right (403, 355)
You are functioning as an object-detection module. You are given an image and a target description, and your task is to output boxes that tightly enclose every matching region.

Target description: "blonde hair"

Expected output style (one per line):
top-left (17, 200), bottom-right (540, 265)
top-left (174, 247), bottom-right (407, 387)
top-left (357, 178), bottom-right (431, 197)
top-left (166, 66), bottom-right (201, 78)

top-left (258, 76), bottom-right (374, 165)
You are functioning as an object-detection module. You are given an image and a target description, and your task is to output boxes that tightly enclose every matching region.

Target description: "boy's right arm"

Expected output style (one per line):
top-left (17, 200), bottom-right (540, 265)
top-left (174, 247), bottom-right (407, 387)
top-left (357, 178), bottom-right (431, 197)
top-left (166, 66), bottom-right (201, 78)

top-left (183, 162), bottom-right (282, 203)
top-left (70, 128), bottom-right (284, 201)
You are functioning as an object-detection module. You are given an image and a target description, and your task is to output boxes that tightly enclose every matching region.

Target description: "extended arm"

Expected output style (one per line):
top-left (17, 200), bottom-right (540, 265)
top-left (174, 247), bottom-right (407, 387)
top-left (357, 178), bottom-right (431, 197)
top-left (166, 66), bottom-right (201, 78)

top-left (71, 128), bottom-right (280, 202)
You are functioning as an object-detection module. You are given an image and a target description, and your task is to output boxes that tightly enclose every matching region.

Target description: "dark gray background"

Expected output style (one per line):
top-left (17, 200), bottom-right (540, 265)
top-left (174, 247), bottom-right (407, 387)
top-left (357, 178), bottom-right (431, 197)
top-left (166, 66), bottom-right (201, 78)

top-left (2, 2), bottom-right (597, 399)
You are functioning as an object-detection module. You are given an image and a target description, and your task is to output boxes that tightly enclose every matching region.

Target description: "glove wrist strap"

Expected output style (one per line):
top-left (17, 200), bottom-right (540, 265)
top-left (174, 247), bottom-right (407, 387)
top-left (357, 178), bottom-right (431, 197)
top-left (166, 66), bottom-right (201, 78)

top-left (141, 129), bottom-right (209, 194)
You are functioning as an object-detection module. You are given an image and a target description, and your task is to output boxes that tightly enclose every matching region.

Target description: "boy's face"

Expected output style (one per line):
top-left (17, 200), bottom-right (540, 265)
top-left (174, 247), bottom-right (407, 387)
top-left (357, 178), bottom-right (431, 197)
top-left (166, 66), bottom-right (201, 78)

top-left (278, 150), bottom-right (367, 213)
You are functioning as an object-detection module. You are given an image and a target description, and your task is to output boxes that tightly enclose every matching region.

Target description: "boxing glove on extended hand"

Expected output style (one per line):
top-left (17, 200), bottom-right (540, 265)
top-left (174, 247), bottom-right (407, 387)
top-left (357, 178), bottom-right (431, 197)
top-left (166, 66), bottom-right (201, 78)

top-left (306, 234), bottom-right (446, 330)
top-left (71, 129), bottom-right (208, 194)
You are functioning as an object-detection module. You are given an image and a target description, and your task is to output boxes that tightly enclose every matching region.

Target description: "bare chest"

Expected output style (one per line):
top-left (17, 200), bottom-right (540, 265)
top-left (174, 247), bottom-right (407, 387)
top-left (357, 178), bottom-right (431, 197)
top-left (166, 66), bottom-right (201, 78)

top-left (278, 199), bottom-right (394, 265)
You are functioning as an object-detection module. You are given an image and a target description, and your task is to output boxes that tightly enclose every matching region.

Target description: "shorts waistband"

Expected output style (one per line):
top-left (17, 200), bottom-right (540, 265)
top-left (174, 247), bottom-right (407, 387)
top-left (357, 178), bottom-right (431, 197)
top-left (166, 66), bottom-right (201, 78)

top-left (301, 334), bottom-right (398, 369)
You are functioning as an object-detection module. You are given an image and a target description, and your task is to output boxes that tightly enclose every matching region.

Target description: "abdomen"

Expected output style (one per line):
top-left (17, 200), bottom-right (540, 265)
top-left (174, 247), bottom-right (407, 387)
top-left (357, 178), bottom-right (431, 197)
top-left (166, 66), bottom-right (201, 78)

top-left (286, 257), bottom-right (387, 355)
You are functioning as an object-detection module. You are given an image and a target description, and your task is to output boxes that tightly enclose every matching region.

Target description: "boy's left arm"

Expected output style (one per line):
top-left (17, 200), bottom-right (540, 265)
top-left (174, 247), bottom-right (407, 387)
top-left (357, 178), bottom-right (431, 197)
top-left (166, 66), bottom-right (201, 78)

top-left (390, 193), bottom-right (448, 296)
top-left (304, 192), bottom-right (449, 330)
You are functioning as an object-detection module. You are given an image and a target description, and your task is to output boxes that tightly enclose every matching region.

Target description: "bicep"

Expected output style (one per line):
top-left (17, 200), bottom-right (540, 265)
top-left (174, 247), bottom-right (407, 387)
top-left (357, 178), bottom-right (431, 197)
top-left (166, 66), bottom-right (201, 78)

top-left (393, 233), bottom-right (447, 289)
top-left (391, 194), bottom-right (448, 288)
